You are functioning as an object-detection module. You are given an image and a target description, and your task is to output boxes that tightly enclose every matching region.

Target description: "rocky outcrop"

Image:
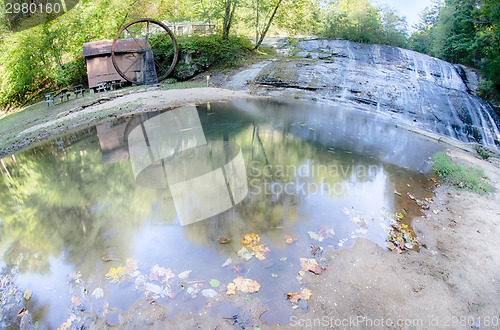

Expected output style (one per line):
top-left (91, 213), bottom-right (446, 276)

top-left (226, 39), bottom-right (500, 148)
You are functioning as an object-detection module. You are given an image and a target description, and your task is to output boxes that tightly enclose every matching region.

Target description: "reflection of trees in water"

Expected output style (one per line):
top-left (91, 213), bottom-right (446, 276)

top-left (0, 137), bottom-right (163, 278)
top-left (181, 117), bottom-right (387, 249)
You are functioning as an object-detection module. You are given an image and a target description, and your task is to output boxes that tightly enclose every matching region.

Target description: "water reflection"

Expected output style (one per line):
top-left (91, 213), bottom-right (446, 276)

top-left (128, 106), bottom-right (248, 225)
top-left (0, 99), bottom-right (441, 328)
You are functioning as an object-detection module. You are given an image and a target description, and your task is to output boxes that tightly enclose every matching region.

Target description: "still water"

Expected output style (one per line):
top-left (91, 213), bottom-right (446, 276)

top-left (0, 99), bottom-right (441, 328)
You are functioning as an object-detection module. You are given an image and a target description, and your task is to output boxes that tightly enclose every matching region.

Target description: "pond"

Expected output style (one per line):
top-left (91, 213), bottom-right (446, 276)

top-left (0, 99), bottom-right (441, 328)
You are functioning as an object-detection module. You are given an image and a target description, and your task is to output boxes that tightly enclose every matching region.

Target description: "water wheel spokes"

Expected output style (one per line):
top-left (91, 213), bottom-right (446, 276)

top-left (111, 18), bottom-right (179, 85)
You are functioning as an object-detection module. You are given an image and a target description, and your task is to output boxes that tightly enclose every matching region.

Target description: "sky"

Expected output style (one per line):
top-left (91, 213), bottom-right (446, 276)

top-left (372, 0), bottom-right (435, 30)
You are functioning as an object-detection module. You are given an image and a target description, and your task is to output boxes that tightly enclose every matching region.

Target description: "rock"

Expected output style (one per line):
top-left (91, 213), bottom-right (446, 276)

top-left (56, 111), bottom-right (70, 119)
top-left (227, 39), bottom-right (500, 148)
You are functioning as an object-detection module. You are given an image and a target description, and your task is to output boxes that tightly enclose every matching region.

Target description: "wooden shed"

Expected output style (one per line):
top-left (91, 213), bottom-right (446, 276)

top-left (83, 39), bottom-right (145, 88)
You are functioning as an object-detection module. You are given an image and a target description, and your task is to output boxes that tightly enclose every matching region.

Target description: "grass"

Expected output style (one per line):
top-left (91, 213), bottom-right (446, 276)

top-left (431, 151), bottom-right (495, 194)
top-left (161, 81), bottom-right (207, 90)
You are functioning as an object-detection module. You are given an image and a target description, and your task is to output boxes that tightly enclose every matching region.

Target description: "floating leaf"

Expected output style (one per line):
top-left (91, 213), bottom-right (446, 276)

top-left (432, 209), bottom-right (440, 215)
top-left (241, 233), bottom-right (260, 245)
top-left (286, 287), bottom-right (312, 304)
top-left (124, 258), bottom-right (139, 276)
top-left (92, 287), bottom-right (104, 299)
top-left (17, 307), bottom-right (27, 317)
top-left (308, 231), bottom-right (323, 242)
top-left (318, 225), bottom-right (335, 239)
top-left (217, 237), bottom-right (231, 244)
top-left (178, 270), bottom-right (192, 279)
top-left (209, 279), bottom-right (220, 288)
top-left (241, 233), bottom-right (270, 260)
top-left (202, 289), bottom-right (218, 299)
top-left (237, 247), bottom-right (253, 261)
top-left (283, 234), bottom-right (297, 244)
top-left (280, 257), bottom-right (287, 262)
top-left (221, 258), bottom-right (232, 268)
top-left (342, 207), bottom-right (351, 215)
top-left (271, 273), bottom-right (278, 278)
top-left (149, 265), bottom-right (175, 283)
top-left (23, 289), bottom-right (32, 301)
top-left (226, 282), bottom-right (236, 295)
top-left (300, 258), bottom-right (325, 275)
top-left (226, 276), bottom-right (261, 295)
top-left (297, 270), bottom-right (306, 282)
top-left (71, 295), bottom-right (82, 306)
top-left (105, 266), bottom-right (124, 283)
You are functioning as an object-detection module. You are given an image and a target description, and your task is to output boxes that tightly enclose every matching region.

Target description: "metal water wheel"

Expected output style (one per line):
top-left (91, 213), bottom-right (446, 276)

top-left (111, 18), bottom-right (179, 85)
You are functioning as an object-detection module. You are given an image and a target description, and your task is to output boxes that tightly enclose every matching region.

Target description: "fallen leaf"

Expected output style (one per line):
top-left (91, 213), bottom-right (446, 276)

top-left (226, 282), bottom-right (236, 295)
top-left (23, 289), bottom-right (32, 301)
top-left (149, 265), bottom-right (175, 283)
top-left (237, 247), bottom-right (253, 261)
top-left (432, 209), bottom-right (440, 215)
top-left (283, 234), bottom-right (297, 244)
top-left (145, 283), bottom-right (162, 295)
top-left (241, 234), bottom-right (270, 260)
top-left (308, 231), bottom-right (323, 242)
top-left (218, 237), bottom-right (231, 244)
top-left (227, 276), bottom-right (261, 294)
top-left (286, 287), bottom-right (312, 304)
top-left (241, 233), bottom-right (260, 245)
top-left (178, 270), bottom-right (191, 279)
top-left (271, 273), bottom-right (278, 278)
top-left (209, 279), bottom-right (220, 287)
top-left (297, 270), bottom-right (306, 281)
top-left (221, 258), bottom-right (232, 268)
top-left (17, 307), bottom-right (27, 317)
top-left (124, 258), bottom-right (139, 276)
top-left (92, 287), bottom-right (104, 299)
top-left (105, 266), bottom-right (124, 283)
top-left (318, 225), bottom-right (335, 239)
top-left (300, 258), bottom-right (325, 275)
top-left (231, 265), bottom-right (243, 275)
top-left (342, 207), bottom-right (351, 215)
top-left (71, 295), bottom-right (82, 306)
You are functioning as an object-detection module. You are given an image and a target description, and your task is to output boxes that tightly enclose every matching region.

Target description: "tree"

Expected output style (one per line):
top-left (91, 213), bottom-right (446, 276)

top-left (222, 0), bottom-right (238, 38)
top-left (254, 0), bottom-right (283, 49)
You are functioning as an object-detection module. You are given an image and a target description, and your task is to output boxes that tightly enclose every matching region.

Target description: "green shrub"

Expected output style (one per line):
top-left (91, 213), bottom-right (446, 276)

top-left (431, 151), bottom-right (495, 194)
top-left (152, 34), bottom-right (252, 80)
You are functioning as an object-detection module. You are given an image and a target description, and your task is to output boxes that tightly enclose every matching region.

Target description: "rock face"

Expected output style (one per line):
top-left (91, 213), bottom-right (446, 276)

top-left (227, 39), bottom-right (500, 148)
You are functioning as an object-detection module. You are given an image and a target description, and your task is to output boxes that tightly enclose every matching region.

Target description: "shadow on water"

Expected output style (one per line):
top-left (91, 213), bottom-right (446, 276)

top-left (0, 99), bottom-right (441, 328)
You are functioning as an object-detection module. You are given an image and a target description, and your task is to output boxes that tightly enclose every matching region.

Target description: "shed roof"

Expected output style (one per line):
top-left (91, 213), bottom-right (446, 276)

top-left (83, 39), bottom-right (146, 57)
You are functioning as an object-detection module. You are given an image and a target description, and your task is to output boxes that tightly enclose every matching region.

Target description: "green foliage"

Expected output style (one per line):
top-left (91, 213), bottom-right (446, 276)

top-left (153, 34), bottom-right (251, 79)
top-left (411, 0), bottom-right (500, 100)
top-left (321, 0), bottom-right (408, 48)
top-left (431, 151), bottom-right (495, 194)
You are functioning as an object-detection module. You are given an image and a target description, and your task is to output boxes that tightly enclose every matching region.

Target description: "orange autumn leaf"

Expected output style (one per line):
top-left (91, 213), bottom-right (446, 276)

top-left (241, 233), bottom-right (260, 245)
top-left (226, 282), bottom-right (236, 295)
top-left (283, 234), bottom-right (297, 244)
top-left (226, 276), bottom-right (261, 295)
top-left (300, 258), bottom-right (325, 275)
top-left (241, 233), bottom-right (270, 260)
top-left (218, 237), bottom-right (231, 244)
top-left (286, 287), bottom-right (312, 304)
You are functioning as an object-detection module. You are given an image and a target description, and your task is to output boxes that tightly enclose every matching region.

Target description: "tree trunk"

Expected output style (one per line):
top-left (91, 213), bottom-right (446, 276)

top-left (255, 0), bottom-right (260, 44)
top-left (254, 0), bottom-right (283, 50)
top-left (222, 0), bottom-right (237, 39)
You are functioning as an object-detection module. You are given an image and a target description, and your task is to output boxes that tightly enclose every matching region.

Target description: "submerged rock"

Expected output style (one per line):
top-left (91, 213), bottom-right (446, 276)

top-left (227, 39), bottom-right (500, 148)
